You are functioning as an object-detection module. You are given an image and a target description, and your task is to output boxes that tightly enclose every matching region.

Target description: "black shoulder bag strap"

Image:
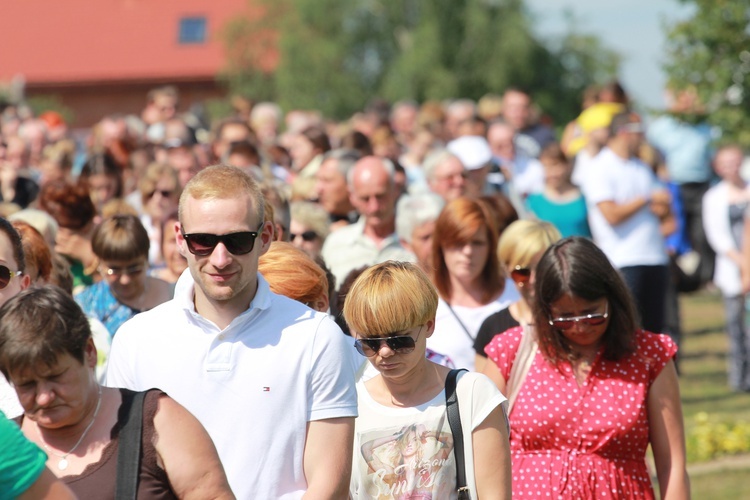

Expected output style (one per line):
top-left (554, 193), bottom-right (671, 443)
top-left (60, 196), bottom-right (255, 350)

top-left (446, 368), bottom-right (471, 500)
top-left (115, 390), bottom-right (146, 500)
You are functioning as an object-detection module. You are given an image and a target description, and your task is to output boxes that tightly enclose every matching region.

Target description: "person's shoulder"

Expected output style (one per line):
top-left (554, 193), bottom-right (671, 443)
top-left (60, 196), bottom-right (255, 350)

top-left (634, 329), bottom-right (678, 360)
top-left (115, 300), bottom-right (180, 338)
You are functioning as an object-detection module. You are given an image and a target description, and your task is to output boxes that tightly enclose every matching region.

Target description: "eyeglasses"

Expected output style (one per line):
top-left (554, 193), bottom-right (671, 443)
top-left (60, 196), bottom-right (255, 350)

top-left (101, 263), bottom-right (146, 278)
top-left (290, 230), bottom-right (318, 242)
top-left (148, 189), bottom-right (174, 199)
top-left (180, 224), bottom-right (264, 256)
top-left (0, 265), bottom-right (22, 289)
top-left (548, 303), bottom-right (609, 330)
top-left (510, 265), bottom-right (532, 285)
top-left (354, 326), bottom-right (423, 357)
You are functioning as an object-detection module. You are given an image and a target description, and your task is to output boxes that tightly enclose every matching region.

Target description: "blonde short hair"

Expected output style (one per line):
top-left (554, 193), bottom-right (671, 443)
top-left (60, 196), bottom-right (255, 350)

top-left (497, 220), bottom-right (562, 269)
top-left (179, 164), bottom-right (265, 223)
top-left (343, 261), bottom-right (437, 338)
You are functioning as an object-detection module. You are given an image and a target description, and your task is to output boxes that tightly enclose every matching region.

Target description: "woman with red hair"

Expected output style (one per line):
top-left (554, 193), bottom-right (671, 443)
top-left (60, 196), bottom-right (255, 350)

top-left (426, 197), bottom-right (518, 370)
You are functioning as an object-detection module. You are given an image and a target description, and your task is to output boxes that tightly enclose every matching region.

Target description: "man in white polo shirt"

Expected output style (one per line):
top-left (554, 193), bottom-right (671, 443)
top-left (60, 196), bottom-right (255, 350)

top-left (581, 112), bottom-right (671, 333)
top-left (106, 165), bottom-right (358, 499)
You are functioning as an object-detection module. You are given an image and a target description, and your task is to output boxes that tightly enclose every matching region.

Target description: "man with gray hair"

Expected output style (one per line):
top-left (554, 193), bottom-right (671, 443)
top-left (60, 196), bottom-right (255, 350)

top-left (315, 148), bottom-right (361, 231)
top-left (422, 149), bottom-right (468, 202)
top-left (321, 156), bottom-right (415, 288)
top-left (396, 192), bottom-right (445, 273)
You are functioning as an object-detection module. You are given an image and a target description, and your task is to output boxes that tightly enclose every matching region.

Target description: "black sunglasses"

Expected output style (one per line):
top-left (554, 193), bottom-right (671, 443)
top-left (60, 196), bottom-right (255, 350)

top-left (353, 326), bottom-right (423, 357)
top-left (290, 230), bottom-right (318, 242)
top-left (180, 224), bottom-right (264, 256)
top-left (148, 189), bottom-right (174, 199)
top-left (0, 265), bottom-right (22, 290)
top-left (510, 265), bottom-right (532, 285)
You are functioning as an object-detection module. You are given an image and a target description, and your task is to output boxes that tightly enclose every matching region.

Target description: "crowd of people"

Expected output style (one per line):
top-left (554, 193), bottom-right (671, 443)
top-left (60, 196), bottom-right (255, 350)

top-left (3, 78), bottom-right (743, 498)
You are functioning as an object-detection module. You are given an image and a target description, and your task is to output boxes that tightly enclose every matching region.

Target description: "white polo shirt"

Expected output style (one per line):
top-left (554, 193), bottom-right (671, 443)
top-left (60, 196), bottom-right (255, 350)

top-left (106, 271), bottom-right (359, 499)
top-left (581, 148), bottom-right (668, 268)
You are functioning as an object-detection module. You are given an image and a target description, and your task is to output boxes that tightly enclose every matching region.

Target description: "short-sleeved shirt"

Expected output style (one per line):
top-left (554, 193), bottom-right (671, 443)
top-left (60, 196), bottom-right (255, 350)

top-left (0, 410), bottom-right (47, 498)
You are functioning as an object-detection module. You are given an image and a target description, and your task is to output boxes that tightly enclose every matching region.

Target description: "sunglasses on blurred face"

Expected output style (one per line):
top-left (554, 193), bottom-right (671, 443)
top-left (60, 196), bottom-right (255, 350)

top-left (290, 230), bottom-right (318, 242)
top-left (548, 303), bottom-right (609, 330)
top-left (354, 326), bottom-right (423, 357)
top-left (510, 265), bottom-right (532, 285)
top-left (0, 265), bottom-right (22, 289)
top-left (180, 224), bottom-right (264, 256)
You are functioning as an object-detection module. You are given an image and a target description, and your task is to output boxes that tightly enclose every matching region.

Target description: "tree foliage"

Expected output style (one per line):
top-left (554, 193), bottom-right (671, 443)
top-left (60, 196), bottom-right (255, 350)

top-left (663, 0), bottom-right (750, 147)
top-left (221, 0), bottom-right (620, 124)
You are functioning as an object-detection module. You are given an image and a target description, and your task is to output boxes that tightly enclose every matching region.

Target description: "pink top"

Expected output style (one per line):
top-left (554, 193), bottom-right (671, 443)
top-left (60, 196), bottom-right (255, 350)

top-left (485, 327), bottom-right (677, 499)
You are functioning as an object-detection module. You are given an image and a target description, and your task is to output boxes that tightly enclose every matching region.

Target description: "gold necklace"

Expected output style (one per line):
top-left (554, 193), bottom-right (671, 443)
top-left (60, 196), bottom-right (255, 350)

top-left (35, 386), bottom-right (103, 471)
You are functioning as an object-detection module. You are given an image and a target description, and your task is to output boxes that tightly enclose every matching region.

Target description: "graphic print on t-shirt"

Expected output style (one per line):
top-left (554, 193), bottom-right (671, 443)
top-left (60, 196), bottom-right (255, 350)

top-left (358, 416), bottom-right (456, 499)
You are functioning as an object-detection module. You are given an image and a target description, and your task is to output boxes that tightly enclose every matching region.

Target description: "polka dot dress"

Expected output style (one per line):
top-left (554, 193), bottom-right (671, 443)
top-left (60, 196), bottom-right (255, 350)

top-left (485, 327), bottom-right (677, 499)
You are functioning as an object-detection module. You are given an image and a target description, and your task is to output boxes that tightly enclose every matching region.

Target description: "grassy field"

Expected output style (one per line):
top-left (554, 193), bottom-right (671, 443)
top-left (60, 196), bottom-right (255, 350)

top-left (673, 290), bottom-right (750, 499)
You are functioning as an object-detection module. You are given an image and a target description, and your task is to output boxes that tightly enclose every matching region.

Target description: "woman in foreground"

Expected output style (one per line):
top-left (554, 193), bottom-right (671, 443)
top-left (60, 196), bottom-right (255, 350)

top-left (482, 237), bottom-right (689, 499)
top-left (0, 285), bottom-right (234, 499)
top-left (344, 261), bottom-right (511, 499)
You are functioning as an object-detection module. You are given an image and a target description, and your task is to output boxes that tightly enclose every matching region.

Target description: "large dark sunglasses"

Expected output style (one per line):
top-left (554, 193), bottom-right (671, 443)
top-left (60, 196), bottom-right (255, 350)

top-left (180, 224), bottom-right (264, 256)
top-left (0, 265), bottom-right (22, 290)
top-left (290, 230), bottom-right (318, 242)
top-left (510, 265), bottom-right (532, 285)
top-left (549, 303), bottom-right (609, 331)
top-left (354, 326), bottom-right (423, 357)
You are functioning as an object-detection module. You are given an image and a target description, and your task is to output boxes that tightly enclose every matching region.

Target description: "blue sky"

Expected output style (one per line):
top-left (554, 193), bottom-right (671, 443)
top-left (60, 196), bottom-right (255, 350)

top-left (525, 0), bottom-right (695, 112)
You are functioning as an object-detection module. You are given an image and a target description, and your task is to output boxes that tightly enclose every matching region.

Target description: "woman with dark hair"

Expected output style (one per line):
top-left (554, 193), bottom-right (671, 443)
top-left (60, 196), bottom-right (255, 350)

top-left (426, 197), bottom-right (518, 370)
top-left (77, 153), bottom-right (123, 216)
top-left (75, 214), bottom-right (172, 338)
top-left (482, 237), bottom-right (689, 499)
top-left (0, 285), bottom-right (234, 499)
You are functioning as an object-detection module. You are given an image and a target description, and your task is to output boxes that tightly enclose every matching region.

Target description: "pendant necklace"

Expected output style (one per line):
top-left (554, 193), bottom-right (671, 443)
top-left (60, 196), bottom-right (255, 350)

top-left (36, 385), bottom-right (103, 471)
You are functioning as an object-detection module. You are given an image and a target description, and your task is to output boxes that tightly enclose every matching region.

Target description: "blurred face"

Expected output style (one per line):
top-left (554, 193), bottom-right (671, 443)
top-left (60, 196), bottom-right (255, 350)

top-left (407, 221), bottom-right (436, 273)
top-left (100, 257), bottom-right (148, 302)
top-left (502, 91), bottom-right (531, 130)
top-left (315, 158), bottom-right (349, 215)
top-left (177, 195), bottom-right (273, 310)
top-left (508, 250), bottom-right (545, 304)
top-left (542, 159), bottom-right (572, 189)
top-left (714, 148), bottom-right (744, 182)
top-left (289, 134), bottom-right (318, 172)
top-left (87, 174), bottom-right (119, 210)
top-left (167, 148), bottom-right (200, 187)
top-left (10, 340), bottom-right (97, 430)
top-left (442, 228), bottom-right (489, 285)
top-left (162, 218), bottom-right (187, 276)
top-left (0, 231), bottom-right (28, 306)
top-left (487, 124), bottom-right (515, 161)
top-left (289, 219), bottom-right (324, 258)
top-left (548, 294), bottom-right (610, 352)
top-left (429, 157), bottom-right (467, 202)
top-left (350, 164), bottom-right (397, 231)
top-left (144, 175), bottom-right (179, 221)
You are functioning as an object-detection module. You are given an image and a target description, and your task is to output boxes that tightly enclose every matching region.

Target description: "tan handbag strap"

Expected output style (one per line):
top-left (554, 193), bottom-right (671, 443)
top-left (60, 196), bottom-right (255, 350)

top-left (506, 325), bottom-right (537, 414)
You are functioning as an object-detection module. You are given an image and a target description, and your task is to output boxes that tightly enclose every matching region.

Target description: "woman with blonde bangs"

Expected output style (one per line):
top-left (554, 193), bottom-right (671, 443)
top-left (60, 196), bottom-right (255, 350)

top-left (344, 261), bottom-right (511, 499)
top-left (259, 241), bottom-right (329, 312)
top-left (474, 220), bottom-right (562, 371)
top-left (427, 197), bottom-right (519, 370)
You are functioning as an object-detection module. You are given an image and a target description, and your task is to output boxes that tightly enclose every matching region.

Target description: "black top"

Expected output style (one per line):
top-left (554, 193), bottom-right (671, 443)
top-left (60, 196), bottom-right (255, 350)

top-left (473, 307), bottom-right (520, 357)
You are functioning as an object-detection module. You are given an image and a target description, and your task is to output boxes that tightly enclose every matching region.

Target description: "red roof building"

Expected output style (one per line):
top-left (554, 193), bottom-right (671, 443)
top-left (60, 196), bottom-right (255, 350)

top-left (0, 0), bottom-right (265, 126)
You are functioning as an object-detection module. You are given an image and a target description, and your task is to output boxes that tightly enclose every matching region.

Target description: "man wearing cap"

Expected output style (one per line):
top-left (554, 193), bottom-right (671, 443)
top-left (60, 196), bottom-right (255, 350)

top-left (447, 135), bottom-right (495, 197)
top-left (581, 112), bottom-right (671, 334)
top-left (566, 102), bottom-right (625, 186)
top-left (320, 156), bottom-right (415, 288)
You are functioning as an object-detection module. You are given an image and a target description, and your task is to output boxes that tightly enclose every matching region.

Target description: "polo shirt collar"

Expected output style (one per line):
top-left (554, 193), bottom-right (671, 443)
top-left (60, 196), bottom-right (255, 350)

top-left (174, 269), bottom-right (273, 319)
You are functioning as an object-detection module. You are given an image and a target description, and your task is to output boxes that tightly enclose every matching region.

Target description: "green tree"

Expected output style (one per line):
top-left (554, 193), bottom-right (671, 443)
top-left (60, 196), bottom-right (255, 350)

top-left (663, 0), bottom-right (750, 147)
top-left (221, 0), bottom-right (619, 124)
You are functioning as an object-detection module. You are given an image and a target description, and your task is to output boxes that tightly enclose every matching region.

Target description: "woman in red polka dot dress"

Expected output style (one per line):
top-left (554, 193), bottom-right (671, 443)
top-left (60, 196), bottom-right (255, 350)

top-left (482, 237), bottom-right (690, 499)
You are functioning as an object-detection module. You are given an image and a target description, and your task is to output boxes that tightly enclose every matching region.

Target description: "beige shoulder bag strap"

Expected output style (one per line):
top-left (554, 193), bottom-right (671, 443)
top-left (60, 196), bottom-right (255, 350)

top-left (505, 324), bottom-right (537, 414)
